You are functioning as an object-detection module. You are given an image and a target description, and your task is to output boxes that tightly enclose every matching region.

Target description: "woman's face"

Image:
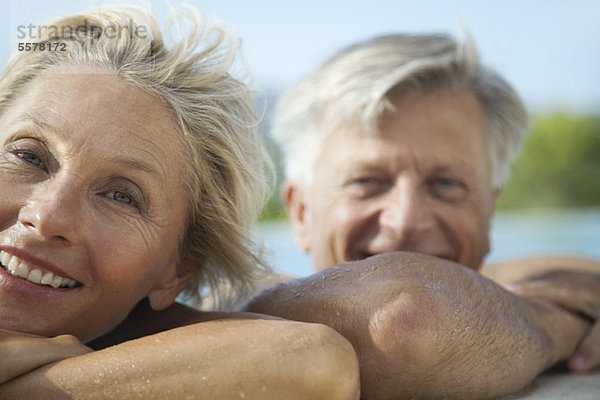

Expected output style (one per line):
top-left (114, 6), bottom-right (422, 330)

top-left (0, 64), bottom-right (191, 341)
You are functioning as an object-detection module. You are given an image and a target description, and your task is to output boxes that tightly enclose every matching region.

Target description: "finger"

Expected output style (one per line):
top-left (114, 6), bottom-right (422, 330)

top-left (568, 321), bottom-right (600, 372)
top-left (508, 280), bottom-right (599, 319)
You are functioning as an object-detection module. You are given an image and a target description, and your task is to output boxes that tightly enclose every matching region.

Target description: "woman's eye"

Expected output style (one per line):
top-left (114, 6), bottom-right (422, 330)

top-left (110, 191), bottom-right (134, 205)
top-left (17, 151), bottom-right (43, 167)
top-left (103, 179), bottom-right (145, 212)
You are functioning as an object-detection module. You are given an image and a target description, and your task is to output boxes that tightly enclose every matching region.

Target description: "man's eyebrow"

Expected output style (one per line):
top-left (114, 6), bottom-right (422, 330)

top-left (430, 164), bottom-right (472, 176)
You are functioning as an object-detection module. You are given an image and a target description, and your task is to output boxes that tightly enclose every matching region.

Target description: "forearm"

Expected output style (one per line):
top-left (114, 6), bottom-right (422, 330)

top-left (1, 319), bottom-right (360, 400)
top-left (481, 256), bottom-right (600, 372)
top-left (481, 254), bottom-right (600, 286)
top-left (245, 252), bottom-right (590, 399)
top-left (0, 330), bottom-right (91, 384)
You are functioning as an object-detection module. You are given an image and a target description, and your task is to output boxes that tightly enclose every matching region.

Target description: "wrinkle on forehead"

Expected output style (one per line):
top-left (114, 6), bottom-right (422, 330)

top-left (28, 65), bottom-right (178, 162)
top-left (323, 133), bottom-right (482, 183)
top-left (1, 63), bottom-right (188, 219)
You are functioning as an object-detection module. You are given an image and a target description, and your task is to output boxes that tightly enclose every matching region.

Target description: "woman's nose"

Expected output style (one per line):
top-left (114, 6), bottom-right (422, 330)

top-left (18, 176), bottom-right (82, 244)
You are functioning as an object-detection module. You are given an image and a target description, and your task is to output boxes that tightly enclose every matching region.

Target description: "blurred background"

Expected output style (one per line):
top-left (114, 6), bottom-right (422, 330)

top-left (2, 0), bottom-right (599, 276)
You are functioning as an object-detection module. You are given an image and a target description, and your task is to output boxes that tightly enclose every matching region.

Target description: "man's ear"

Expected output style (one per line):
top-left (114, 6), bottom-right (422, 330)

top-left (493, 187), bottom-right (502, 201)
top-left (281, 180), bottom-right (311, 253)
top-left (486, 187), bottom-right (502, 221)
top-left (147, 259), bottom-right (194, 311)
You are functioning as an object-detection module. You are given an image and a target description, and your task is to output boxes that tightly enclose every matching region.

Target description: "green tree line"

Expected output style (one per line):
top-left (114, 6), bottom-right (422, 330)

top-left (260, 112), bottom-right (600, 220)
top-left (496, 113), bottom-right (600, 209)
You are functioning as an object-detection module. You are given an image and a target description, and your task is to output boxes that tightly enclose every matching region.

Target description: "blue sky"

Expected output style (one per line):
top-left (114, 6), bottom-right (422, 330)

top-left (2, 0), bottom-right (599, 112)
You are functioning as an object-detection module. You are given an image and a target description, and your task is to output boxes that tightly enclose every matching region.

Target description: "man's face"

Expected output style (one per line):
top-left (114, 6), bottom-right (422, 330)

top-left (285, 88), bottom-right (498, 271)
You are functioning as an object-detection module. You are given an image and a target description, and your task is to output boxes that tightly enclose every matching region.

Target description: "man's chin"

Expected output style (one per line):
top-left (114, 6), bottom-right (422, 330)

top-left (353, 251), bottom-right (465, 269)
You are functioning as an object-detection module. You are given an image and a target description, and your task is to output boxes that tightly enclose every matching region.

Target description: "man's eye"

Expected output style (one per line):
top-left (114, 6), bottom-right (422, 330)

top-left (345, 176), bottom-right (390, 198)
top-left (435, 178), bottom-right (461, 188)
top-left (429, 178), bottom-right (467, 202)
top-left (353, 177), bottom-right (377, 185)
top-left (17, 151), bottom-right (43, 167)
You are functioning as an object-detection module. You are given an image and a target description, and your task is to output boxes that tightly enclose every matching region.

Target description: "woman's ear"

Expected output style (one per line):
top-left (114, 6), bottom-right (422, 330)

top-left (147, 258), bottom-right (195, 311)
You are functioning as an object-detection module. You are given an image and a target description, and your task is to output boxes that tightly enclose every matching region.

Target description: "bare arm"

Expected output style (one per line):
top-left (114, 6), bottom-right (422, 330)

top-left (0, 330), bottom-right (91, 384)
top-left (482, 255), bottom-right (600, 372)
top-left (480, 254), bottom-right (600, 286)
top-left (245, 252), bottom-right (590, 399)
top-left (1, 318), bottom-right (360, 400)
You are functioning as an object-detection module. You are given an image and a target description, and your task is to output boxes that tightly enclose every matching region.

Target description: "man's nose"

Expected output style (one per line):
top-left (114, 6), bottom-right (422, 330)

top-left (18, 176), bottom-right (83, 244)
top-left (379, 178), bottom-right (434, 241)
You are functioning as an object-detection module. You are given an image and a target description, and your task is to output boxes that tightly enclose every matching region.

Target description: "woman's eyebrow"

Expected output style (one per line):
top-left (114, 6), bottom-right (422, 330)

top-left (21, 114), bottom-right (161, 178)
top-left (23, 114), bottom-right (67, 139)
top-left (109, 157), bottom-right (160, 177)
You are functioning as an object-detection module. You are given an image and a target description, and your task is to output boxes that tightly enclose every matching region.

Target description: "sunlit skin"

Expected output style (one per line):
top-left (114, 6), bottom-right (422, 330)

top-left (0, 64), bottom-right (192, 342)
top-left (286, 88), bottom-right (498, 271)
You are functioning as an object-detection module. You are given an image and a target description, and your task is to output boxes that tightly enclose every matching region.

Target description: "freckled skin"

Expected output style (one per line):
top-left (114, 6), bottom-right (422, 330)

top-left (0, 64), bottom-right (191, 341)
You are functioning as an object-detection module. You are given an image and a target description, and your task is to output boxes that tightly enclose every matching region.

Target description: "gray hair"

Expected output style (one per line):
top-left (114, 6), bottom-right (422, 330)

top-left (0, 5), bottom-right (271, 305)
top-left (273, 33), bottom-right (528, 189)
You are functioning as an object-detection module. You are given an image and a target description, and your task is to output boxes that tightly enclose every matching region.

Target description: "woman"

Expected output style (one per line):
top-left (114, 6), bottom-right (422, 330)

top-left (0, 6), bottom-right (359, 399)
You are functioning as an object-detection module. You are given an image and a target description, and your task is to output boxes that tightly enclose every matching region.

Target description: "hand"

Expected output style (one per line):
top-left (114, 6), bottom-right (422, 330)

top-left (1, 320), bottom-right (359, 400)
top-left (0, 329), bottom-right (92, 383)
top-left (246, 252), bottom-right (590, 399)
top-left (507, 270), bottom-right (600, 372)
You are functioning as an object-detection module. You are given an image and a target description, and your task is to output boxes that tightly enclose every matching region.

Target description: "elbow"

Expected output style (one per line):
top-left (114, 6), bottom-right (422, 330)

top-left (367, 292), bottom-right (433, 366)
top-left (291, 322), bottom-right (361, 400)
top-left (361, 292), bottom-right (441, 399)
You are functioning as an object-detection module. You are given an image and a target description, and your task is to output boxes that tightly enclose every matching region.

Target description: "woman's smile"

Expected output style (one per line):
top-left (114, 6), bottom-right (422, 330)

top-left (0, 64), bottom-right (191, 341)
top-left (0, 249), bottom-right (79, 289)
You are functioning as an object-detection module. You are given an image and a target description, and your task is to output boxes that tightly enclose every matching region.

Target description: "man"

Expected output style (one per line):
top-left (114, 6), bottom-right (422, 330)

top-left (243, 33), bottom-right (600, 398)
top-left (6, 32), bottom-right (597, 400)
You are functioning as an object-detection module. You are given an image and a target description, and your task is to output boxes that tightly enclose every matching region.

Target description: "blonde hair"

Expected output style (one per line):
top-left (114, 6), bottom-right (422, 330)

top-left (274, 33), bottom-right (528, 189)
top-left (0, 5), bottom-right (271, 306)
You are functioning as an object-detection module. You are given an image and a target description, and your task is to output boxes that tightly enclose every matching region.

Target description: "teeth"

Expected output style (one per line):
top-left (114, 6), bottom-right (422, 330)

top-left (1, 251), bottom-right (10, 266)
top-left (65, 278), bottom-right (77, 288)
top-left (7, 257), bottom-right (19, 274)
top-left (51, 275), bottom-right (63, 289)
top-left (0, 250), bottom-right (78, 289)
top-left (16, 263), bottom-right (29, 278)
top-left (41, 271), bottom-right (54, 285)
top-left (27, 269), bottom-right (42, 284)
